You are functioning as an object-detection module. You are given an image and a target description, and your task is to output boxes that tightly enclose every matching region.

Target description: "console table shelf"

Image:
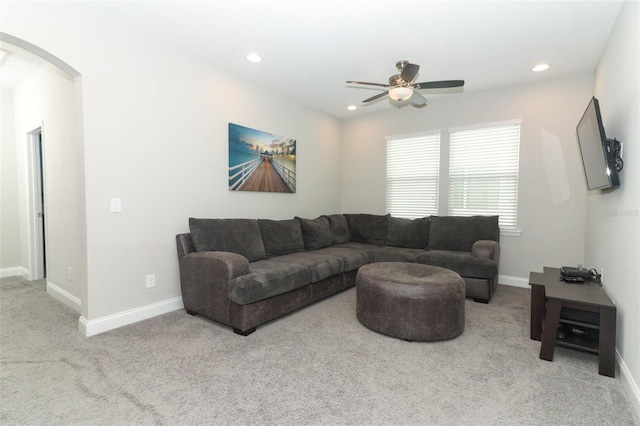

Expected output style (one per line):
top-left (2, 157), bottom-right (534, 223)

top-left (556, 338), bottom-right (599, 353)
top-left (559, 319), bottom-right (599, 329)
top-left (529, 267), bottom-right (616, 377)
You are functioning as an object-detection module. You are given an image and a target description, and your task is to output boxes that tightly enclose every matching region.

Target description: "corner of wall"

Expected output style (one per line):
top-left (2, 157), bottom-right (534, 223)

top-left (47, 280), bottom-right (81, 313)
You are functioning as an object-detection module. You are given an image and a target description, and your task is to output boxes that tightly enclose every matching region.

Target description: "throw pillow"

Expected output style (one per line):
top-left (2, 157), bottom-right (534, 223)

top-left (344, 213), bottom-right (390, 246)
top-left (189, 218), bottom-right (266, 262)
top-left (427, 215), bottom-right (499, 252)
top-left (296, 216), bottom-right (333, 250)
top-left (257, 219), bottom-right (305, 258)
top-left (386, 216), bottom-right (431, 249)
top-left (322, 214), bottom-right (350, 245)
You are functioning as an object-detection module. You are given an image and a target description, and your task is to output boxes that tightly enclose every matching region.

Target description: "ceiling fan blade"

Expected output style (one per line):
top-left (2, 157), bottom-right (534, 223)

top-left (346, 80), bottom-right (389, 88)
top-left (363, 91), bottom-right (389, 103)
top-left (401, 63), bottom-right (420, 83)
top-left (416, 80), bottom-right (465, 89)
top-left (410, 91), bottom-right (427, 108)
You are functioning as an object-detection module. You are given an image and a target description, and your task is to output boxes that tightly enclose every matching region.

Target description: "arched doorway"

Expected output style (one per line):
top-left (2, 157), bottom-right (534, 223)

top-left (0, 32), bottom-right (87, 317)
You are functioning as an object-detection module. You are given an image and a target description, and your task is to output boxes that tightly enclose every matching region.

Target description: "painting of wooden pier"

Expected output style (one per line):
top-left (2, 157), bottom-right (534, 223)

top-left (228, 123), bottom-right (296, 193)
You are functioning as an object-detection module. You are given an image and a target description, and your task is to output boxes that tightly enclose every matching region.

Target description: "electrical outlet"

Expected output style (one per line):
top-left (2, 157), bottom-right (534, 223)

top-left (67, 267), bottom-right (73, 281)
top-left (145, 274), bottom-right (156, 288)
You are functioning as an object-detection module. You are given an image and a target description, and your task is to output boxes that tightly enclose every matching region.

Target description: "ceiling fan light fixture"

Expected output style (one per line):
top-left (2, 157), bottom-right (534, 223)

top-left (347, 60), bottom-right (464, 108)
top-left (388, 86), bottom-right (413, 101)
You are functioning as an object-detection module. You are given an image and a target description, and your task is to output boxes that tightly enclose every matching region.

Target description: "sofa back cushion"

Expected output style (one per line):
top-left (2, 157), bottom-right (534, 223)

top-left (344, 213), bottom-right (390, 246)
top-left (386, 216), bottom-right (431, 249)
top-left (427, 215), bottom-right (499, 252)
top-left (296, 216), bottom-right (333, 250)
top-left (257, 219), bottom-right (305, 258)
top-left (189, 218), bottom-right (266, 262)
top-left (323, 214), bottom-right (350, 245)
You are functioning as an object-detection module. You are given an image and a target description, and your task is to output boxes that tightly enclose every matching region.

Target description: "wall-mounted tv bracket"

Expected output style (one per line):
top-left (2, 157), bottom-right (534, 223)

top-left (608, 138), bottom-right (623, 172)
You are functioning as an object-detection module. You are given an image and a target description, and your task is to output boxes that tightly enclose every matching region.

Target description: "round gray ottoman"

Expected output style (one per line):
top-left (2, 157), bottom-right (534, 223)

top-left (356, 262), bottom-right (465, 341)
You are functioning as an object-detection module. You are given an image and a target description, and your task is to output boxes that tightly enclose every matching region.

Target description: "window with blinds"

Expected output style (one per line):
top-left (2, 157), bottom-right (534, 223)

top-left (448, 122), bottom-right (521, 230)
top-left (386, 132), bottom-right (440, 219)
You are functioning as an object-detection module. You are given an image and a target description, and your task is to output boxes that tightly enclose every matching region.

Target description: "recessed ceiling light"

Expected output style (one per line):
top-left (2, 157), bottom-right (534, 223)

top-left (347, 105), bottom-right (357, 111)
top-left (532, 63), bottom-right (550, 72)
top-left (246, 53), bottom-right (263, 63)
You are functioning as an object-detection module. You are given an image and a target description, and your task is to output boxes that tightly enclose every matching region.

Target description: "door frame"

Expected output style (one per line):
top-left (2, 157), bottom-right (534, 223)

top-left (26, 125), bottom-right (46, 281)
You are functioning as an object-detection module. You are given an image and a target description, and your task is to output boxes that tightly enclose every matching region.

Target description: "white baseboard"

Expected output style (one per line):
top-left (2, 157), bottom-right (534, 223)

top-left (618, 350), bottom-right (640, 420)
top-left (499, 274), bottom-right (529, 288)
top-left (47, 281), bottom-right (81, 313)
top-left (0, 266), bottom-right (28, 279)
top-left (79, 296), bottom-right (184, 337)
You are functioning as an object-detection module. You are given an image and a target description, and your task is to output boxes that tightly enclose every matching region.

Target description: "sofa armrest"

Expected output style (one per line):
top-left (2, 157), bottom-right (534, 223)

top-left (180, 251), bottom-right (250, 280)
top-left (178, 251), bottom-right (250, 324)
top-left (473, 239), bottom-right (500, 283)
top-left (471, 240), bottom-right (500, 278)
top-left (472, 240), bottom-right (500, 262)
top-left (176, 233), bottom-right (196, 260)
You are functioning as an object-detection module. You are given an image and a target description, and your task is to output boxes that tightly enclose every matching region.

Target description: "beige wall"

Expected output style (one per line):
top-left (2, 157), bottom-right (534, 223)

top-left (1, 2), bottom-right (343, 326)
top-left (341, 74), bottom-right (594, 283)
top-left (0, 88), bottom-right (21, 273)
top-left (589, 0), bottom-right (640, 409)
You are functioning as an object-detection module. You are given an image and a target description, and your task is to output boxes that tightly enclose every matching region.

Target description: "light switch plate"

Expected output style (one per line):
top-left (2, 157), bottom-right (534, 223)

top-left (110, 198), bottom-right (122, 213)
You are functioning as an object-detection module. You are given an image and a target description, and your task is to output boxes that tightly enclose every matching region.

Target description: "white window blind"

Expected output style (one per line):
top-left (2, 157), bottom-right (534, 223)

top-left (449, 123), bottom-right (520, 230)
top-left (386, 133), bottom-right (440, 218)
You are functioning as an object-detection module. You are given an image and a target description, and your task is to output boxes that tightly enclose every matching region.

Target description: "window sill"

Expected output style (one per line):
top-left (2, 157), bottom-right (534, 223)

top-left (501, 229), bottom-right (522, 237)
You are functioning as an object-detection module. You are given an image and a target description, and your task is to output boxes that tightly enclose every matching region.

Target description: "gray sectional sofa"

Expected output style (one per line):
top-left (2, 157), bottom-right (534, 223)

top-left (176, 213), bottom-right (500, 335)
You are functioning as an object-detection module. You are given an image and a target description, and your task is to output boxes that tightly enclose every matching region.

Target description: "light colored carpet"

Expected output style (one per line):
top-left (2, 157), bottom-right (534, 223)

top-left (1, 276), bottom-right (638, 425)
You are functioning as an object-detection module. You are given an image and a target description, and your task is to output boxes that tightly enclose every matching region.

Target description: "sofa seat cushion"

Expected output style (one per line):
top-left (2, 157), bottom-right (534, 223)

top-left (268, 252), bottom-right (344, 283)
top-left (313, 246), bottom-right (371, 272)
top-left (336, 241), bottom-right (380, 252)
top-left (370, 247), bottom-right (425, 263)
top-left (415, 250), bottom-right (497, 280)
top-left (228, 261), bottom-right (311, 305)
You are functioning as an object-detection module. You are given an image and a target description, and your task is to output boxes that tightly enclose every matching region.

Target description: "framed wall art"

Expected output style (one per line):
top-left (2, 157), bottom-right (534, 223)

top-left (228, 123), bottom-right (296, 193)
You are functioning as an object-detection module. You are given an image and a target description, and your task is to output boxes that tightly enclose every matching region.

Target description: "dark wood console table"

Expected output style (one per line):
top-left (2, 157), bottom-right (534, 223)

top-left (529, 267), bottom-right (616, 377)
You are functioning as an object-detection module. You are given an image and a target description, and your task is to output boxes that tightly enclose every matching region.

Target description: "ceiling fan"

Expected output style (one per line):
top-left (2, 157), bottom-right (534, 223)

top-left (347, 60), bottom-right (464, 108)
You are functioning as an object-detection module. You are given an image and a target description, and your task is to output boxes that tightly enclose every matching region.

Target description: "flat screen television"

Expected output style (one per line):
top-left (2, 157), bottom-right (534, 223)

top-left (576, 97), bottom-right (622, 190)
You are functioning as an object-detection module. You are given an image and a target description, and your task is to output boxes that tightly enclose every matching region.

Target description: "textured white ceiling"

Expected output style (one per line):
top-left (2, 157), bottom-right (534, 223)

top-left (7, 1), bottom-right (626, 118)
